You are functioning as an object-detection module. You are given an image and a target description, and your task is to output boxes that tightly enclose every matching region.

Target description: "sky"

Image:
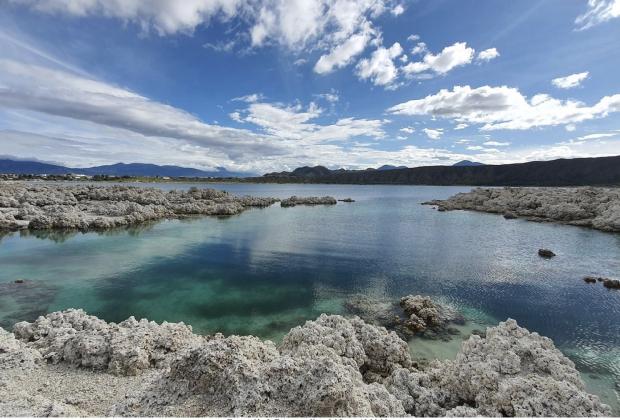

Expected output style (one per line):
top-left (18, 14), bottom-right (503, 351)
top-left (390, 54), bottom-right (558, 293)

top-left (0, 0), bottom-right (619, 175)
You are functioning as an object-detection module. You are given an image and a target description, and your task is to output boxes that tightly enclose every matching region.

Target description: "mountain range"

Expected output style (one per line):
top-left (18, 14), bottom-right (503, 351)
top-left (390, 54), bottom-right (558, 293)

top-left (0, 160), bottom-right (244, 178)
top-left (256, 155), bottom-right (620, 186)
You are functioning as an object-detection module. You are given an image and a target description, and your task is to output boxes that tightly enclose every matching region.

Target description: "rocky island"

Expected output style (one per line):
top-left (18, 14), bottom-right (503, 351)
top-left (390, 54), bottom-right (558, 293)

top-left (0, 302), bottom-right (611, 417)
top-left (424, 187), bottom-right (620, 233)
top-left (0, 183), bottom-right (340, 233)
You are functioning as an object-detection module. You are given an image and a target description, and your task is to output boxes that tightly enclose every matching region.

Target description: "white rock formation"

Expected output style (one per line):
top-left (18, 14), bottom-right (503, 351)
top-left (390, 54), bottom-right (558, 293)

top-left (280, 195), bottom-right (337, 207)
top-left (0, 310), bottom-right (612, 417)
top-left (424, 187), bottom-right (620, 232)
top-left (0, 183), bottom-right (279, 232)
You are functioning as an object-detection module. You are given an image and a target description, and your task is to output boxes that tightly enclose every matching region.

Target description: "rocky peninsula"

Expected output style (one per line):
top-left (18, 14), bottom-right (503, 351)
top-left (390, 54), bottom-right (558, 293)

top-left (0, 306), bottom-right (611, 417)
top-left (0, 183), bottom-right (340, 233)
top-left (424, 187), bottom-right (620, 233)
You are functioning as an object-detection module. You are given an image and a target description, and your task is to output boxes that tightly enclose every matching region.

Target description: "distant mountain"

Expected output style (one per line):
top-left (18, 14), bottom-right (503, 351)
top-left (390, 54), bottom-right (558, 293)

top-left (453, 160), bottom-right (484, 167)
top-left (0, 159), bottom-right (243, 178)
top-left (376, 165), bottom-right (408, 171)
top-left (253, 156), bottom-right (620, 186)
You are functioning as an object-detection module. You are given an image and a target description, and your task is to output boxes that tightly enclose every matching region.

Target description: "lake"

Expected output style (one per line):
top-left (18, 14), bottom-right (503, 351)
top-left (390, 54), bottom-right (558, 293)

top-left (1, 183), bottom-right (619, 411)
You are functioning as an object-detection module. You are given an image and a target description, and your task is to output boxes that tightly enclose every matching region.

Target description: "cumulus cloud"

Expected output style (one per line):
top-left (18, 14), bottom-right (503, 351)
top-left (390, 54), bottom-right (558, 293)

top-left (9, 0), bottom-right (401, 57)
top-left (314, 23), bottom-right (375, 74)
top-left (575, 0), bottom-right (620, 29)
top-left (314, 90), bottom-right (340, 103)
top-left (477, 47), bottom-right (499, 62)
top-left (387, 85), bottom-right (620, 131)
top-left (399, 126), bottom-right (415, 134)
top-left (391, 4), bottom-right (405, 16)
top-left (356, 42), bottom-right (403, 87)
top-left (232, 93), bottom-right (264, 103)
top-left (454, 123), bottom-right (469, 130)
top-left (423, 128), bottom-right (443, 139)
top-left (402, 42), bottom-right (475, 75)
top-left (552, 72), bottom-right (589, 89)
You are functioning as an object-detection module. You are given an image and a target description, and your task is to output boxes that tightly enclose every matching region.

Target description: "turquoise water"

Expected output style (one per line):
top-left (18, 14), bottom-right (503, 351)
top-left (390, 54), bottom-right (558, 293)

top-left (1, 183), bottom-right (619, 410)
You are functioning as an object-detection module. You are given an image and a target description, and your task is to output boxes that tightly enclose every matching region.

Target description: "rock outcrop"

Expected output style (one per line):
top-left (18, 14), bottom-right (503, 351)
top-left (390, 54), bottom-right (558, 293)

top-left (0, 310), bottom-right (612, 417)
top-left (0, 183), bottom-right (279, 232)
top-left (424, 187), bottom-right (620, 233)
top-left (12, 309), bottom-right (203, 375)
top-left (280, 195), bottom-right (337, 207)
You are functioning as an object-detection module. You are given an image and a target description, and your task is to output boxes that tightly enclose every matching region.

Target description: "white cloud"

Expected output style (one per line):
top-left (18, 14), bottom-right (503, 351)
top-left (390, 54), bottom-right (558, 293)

top-left (356, 42), bottom-right (403, 88)
top-left (407, 34), bottom-right (420, 42)
top-left (454, 123), bottom-right (468, 130)
top-left (552, 72), bottom-right (589, 89)
top-left (396, 135), bottom-right (407, 140)
top-left (423, 128), bottom-right (443, 140)
top-left (314, 23), bottom-right (374, 74)
top-left (565, 124), bottom-right (577, 132)
top-left (388, 85), bottom-right (620, 131)
top-left (577, 132), bottom-right (618, 140)
top-left (399, 126), bottom-right (415, 134)
top-left (391, 4), bottom-right (405, 16)
top-left (229, 111), bottom-right (243, 122)
top-left (576, 0), bottom-right (620, 30)
top-left (477, 48), bottom-right (499, 62)
top-left (410, 42), bottom-right (427, 55)
top-left (483, 140), bottom-right (510, 146)
top-left (403, 42), bottom-right (475, 75)
top-left (314, 90), bottom-right (339, 103)
top-left (235, 100), bottom-right (386, 143)
top-left (232, 93), bottom-right (264, 103)
top-left (455, 139), bottom-right (471, 144)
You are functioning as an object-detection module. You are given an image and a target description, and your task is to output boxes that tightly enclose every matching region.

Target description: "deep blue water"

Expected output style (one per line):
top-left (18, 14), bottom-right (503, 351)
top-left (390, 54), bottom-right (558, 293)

top-left (1, 183), bottom-right (619, 410)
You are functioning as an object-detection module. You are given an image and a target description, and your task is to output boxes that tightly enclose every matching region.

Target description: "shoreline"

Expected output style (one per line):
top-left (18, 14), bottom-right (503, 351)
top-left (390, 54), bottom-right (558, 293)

top-left (424, 187), bottom-right (620, 233)
top-left (0, 303), bottom-right (612, 417)
top-left (0, 183), bottom-right (340, 234)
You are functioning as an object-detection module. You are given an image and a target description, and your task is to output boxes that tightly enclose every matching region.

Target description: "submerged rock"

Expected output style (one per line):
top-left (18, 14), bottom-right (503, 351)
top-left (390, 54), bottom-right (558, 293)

top-left (338, 198), bottom-right (355, 203)
top-left (538, 248), bottom-right (556, 258)
top-left (1, 310), bottom-right (611, 417)
top-left (584, 276), bottom-right (597, 284)
top-left (345, 294), bottom-right (464, 340)
top-left (602, 278), bottom-right (620, 289)
top-left (424, 187), bottom-right (620, 232)
top-left (280, 195), bottom-right (337, 207)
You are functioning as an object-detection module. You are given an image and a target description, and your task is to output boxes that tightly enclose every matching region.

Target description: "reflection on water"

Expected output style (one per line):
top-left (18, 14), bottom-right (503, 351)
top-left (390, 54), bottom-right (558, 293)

top-left (1, 183), bottom-right (619, 411)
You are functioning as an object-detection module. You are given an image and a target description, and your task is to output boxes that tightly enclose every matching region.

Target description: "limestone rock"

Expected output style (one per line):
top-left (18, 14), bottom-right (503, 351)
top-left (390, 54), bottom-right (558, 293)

top-left (13, 309), bottom-right (202, 375)
top-left (280, 195), bottom-right (337, 207)
top-left (425, 187), bottom-right (620, 232)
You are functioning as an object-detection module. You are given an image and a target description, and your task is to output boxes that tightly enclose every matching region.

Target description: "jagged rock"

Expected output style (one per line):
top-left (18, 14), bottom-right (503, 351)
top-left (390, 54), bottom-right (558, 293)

top-left (424, 187), bottom-right (620, 232)
top-left (280, 195), bottom-right (337, 207)
top-left (3, 311), bottom-right (612, 417)
top-left (584, 276), bottom-right (597, 284)
top-left (0, 327), bottom-right (42, 370)
top-left (384, 319), bottom-right (611, 417)
top-left (13, 309), bottom-right (203, 375)
top-left (113, 316), bottom-right (409, 417)
top-left (538, 248), bottom-right (555, 258)
top-left (0, 183), bottom-right (280, 233)
top-left (503, 212), bottom-right (517, 219)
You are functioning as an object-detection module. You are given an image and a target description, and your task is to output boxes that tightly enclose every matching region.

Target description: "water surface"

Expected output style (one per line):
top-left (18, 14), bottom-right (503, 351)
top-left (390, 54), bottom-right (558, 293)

top-left (1, 183), bottom-right (619, 410)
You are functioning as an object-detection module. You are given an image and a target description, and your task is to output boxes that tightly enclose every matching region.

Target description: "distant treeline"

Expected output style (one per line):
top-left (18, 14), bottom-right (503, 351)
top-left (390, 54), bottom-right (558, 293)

top-left (248, 155), bottom-right (620, 186)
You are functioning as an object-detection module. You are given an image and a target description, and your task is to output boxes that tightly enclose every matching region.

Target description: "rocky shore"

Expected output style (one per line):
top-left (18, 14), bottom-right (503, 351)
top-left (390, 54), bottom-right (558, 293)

top-left (0, 183), bottom-right (279, 232)
top-left (280, 195), bottom-right (338, 207)
top-left (0, 307), bottom-right (611, 417)
top-left (424, 187), bottom-right (620, 233)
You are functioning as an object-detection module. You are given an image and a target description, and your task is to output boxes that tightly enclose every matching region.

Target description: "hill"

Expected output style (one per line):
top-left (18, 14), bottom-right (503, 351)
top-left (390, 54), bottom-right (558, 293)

top-left (0, 159), bottom-right (243, 178)
top-left (253, 156), bottom-right (620, 186)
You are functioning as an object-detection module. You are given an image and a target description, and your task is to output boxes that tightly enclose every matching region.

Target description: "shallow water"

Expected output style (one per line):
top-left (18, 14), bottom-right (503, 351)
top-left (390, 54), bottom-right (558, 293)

top-left (1, 183), bottom-right (619, 411)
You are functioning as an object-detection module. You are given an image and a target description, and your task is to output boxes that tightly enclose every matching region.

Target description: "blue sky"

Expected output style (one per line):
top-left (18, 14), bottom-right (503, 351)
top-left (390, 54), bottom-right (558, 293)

top-left (0, 0), bottom-right (619, 174)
